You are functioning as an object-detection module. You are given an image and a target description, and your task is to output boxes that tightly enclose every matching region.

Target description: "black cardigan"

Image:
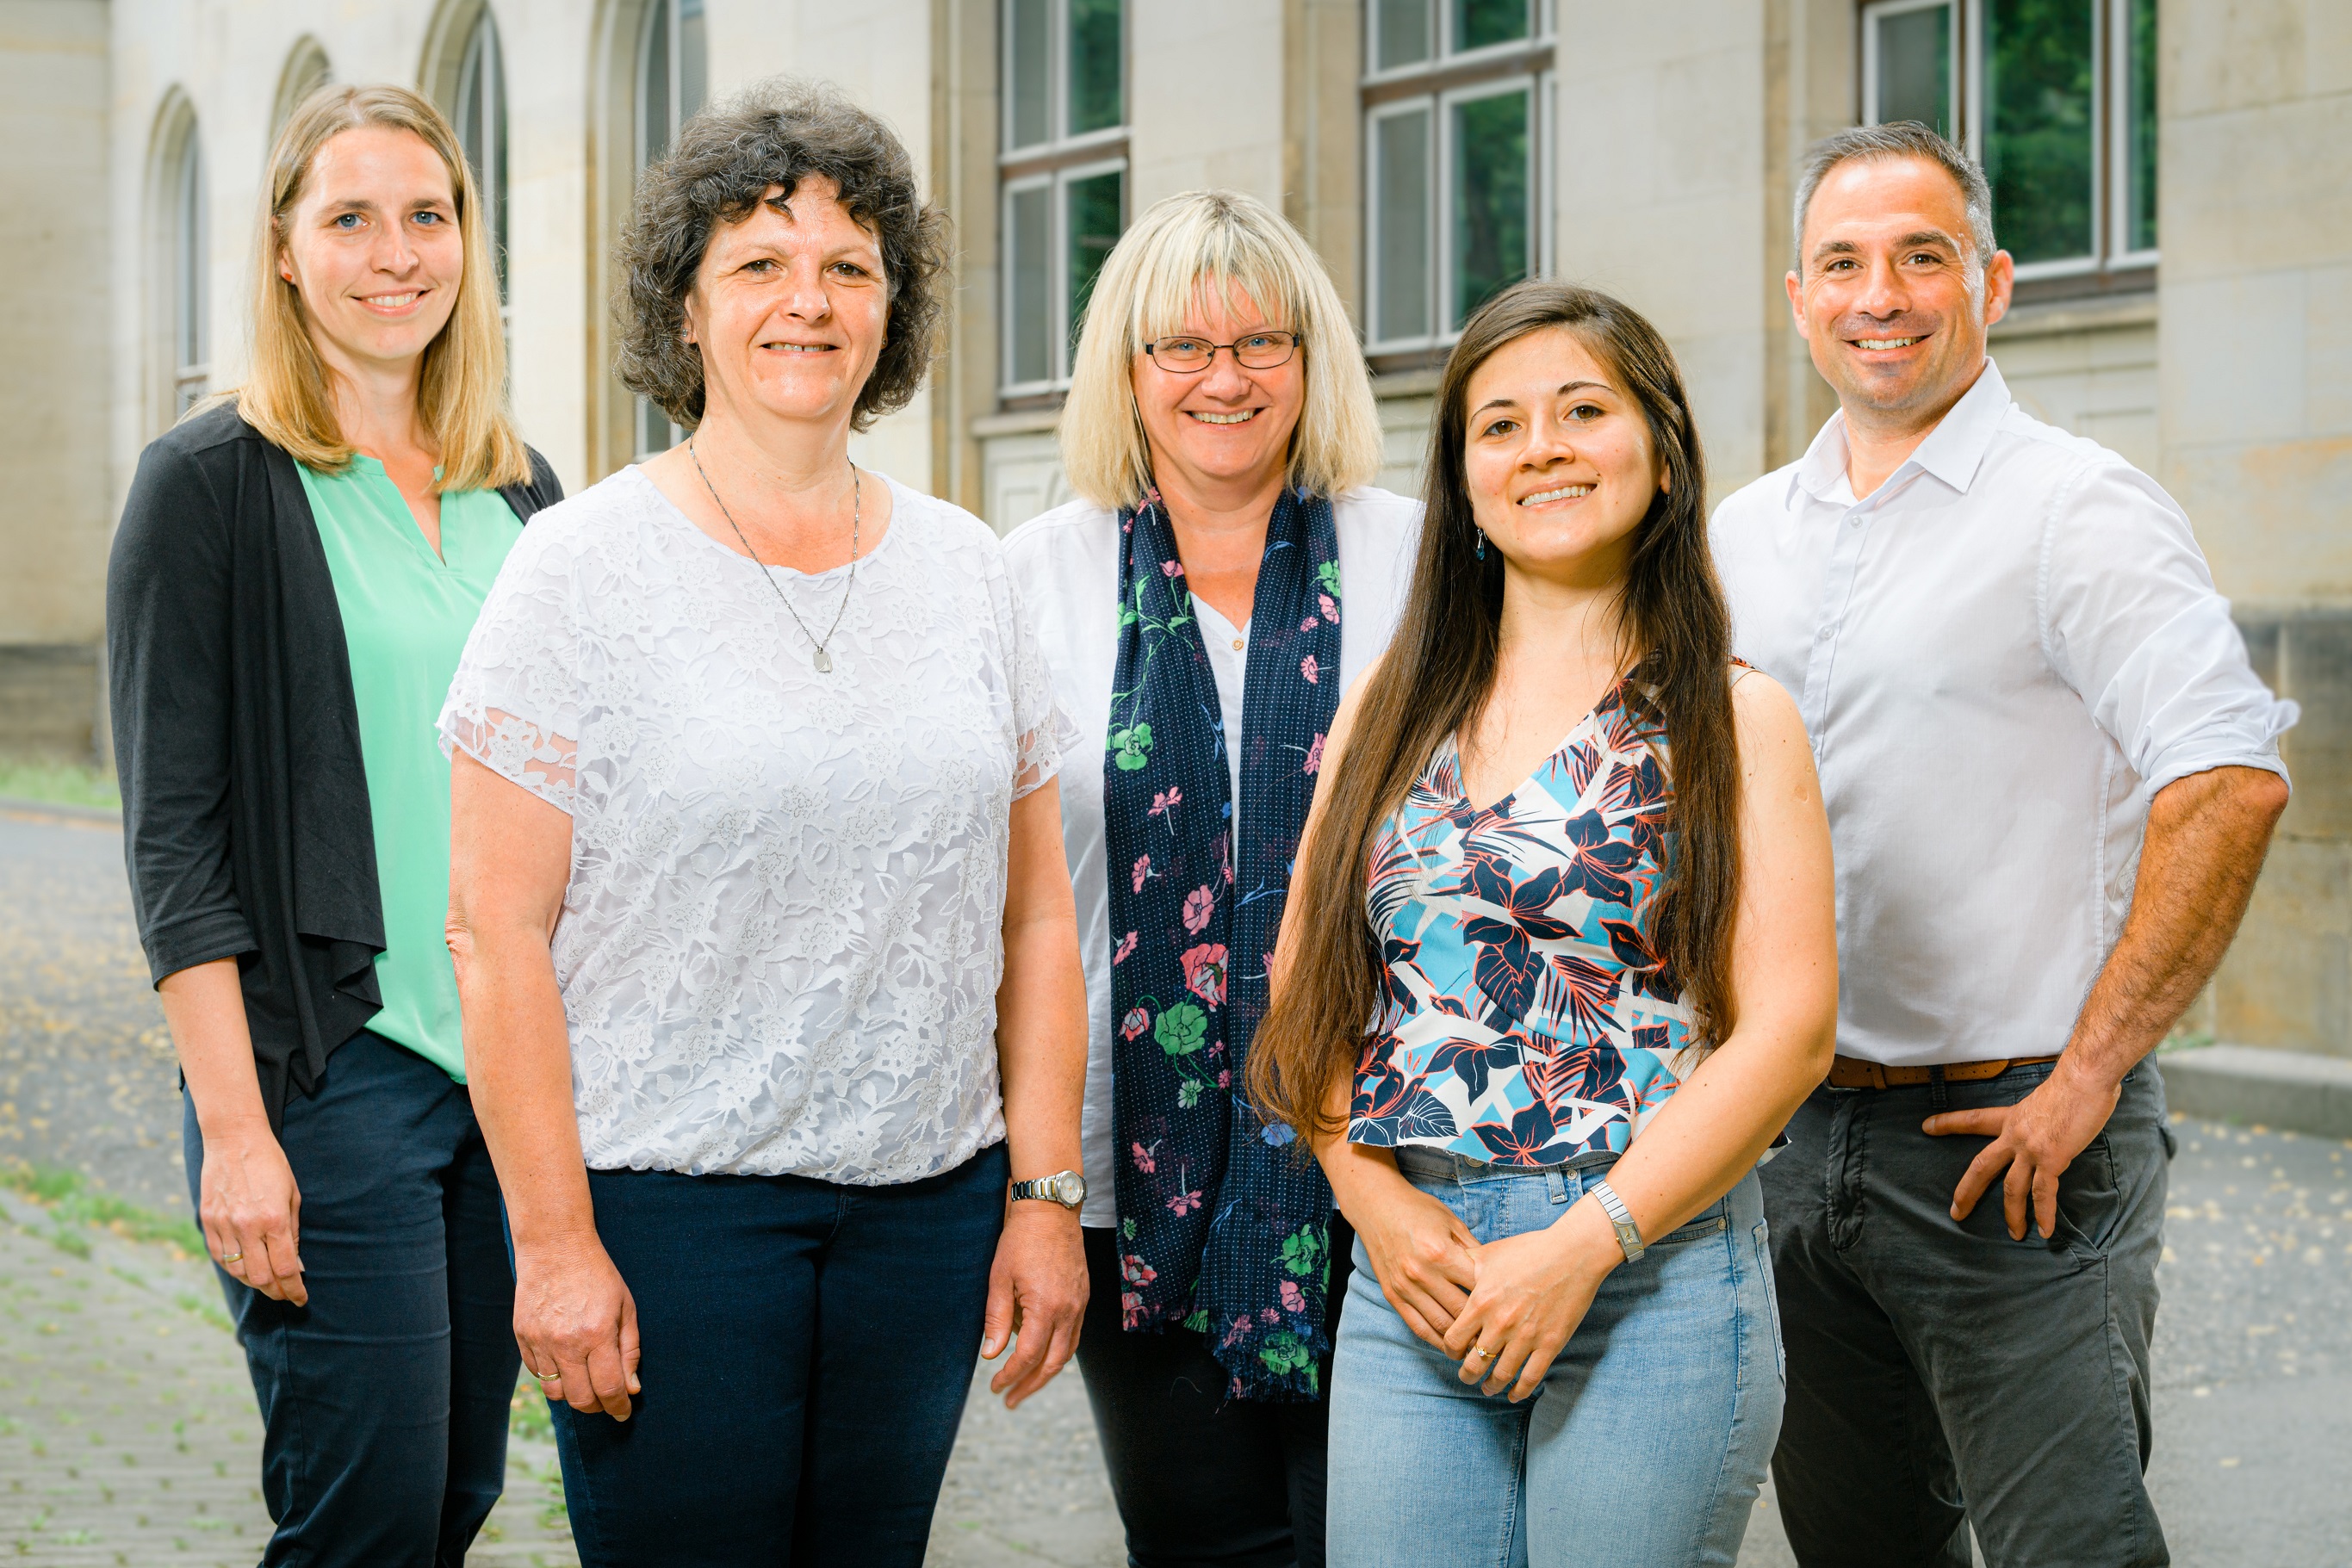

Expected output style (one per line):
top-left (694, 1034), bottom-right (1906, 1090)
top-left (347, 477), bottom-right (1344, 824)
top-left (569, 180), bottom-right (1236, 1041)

top-left (107, 401), bottom-right (562, 1127)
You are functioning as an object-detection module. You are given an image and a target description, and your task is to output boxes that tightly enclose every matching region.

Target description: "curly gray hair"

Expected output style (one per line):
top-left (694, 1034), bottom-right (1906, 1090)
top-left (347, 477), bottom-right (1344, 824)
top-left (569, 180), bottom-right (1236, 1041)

top-left (615, 78), bottom-right (949, 431)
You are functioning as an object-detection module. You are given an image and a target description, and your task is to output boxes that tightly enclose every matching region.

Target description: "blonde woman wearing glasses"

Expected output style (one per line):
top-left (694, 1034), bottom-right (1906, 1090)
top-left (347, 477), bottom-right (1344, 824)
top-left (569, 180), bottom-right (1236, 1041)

top-left (1003, 189), bottom-right (1419, 1566)
top-left (108, 86), bottom-right (560, 1565)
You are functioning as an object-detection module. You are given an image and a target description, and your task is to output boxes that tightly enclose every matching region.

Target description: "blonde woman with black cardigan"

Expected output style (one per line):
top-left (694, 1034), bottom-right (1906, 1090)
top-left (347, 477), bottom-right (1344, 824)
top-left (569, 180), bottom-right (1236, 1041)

top-left (108, 86), bottom-right (557, 1566)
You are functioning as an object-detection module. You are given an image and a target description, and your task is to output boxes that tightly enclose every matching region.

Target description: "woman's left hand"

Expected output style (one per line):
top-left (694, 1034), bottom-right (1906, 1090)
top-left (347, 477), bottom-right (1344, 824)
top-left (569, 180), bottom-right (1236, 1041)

top-left (982, 1205), bottom-right (1089, 1409)
top-left (1441, 1198), bottom-right (1620, 1401)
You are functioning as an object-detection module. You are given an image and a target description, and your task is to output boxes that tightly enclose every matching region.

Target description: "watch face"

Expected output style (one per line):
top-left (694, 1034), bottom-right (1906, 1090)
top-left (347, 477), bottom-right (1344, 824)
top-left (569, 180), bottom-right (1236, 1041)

top-left (1052, 1171), bottom-right (1087, 1205)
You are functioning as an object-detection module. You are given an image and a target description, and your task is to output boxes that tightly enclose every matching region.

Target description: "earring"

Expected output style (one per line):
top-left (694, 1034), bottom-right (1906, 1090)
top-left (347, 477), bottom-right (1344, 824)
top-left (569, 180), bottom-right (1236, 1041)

top-left (1475, 530), bottom-right (1487, 561)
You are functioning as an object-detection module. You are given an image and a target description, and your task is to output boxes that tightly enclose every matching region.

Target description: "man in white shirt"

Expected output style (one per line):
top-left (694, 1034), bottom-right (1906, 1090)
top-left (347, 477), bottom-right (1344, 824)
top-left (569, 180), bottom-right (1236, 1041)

top-left (1712, 122), bottom-right (2293, 1568)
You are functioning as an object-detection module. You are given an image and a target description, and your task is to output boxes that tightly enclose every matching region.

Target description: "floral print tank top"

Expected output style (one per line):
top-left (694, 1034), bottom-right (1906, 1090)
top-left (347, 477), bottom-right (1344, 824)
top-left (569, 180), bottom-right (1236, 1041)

top-left (1350, 678), bottom-right (1703, 1166)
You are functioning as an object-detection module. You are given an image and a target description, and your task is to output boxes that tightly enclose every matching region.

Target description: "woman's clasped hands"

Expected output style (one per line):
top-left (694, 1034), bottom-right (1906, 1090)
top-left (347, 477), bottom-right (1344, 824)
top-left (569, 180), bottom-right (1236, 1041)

top-left (1354, 1177), bottom-right (1621, 1404)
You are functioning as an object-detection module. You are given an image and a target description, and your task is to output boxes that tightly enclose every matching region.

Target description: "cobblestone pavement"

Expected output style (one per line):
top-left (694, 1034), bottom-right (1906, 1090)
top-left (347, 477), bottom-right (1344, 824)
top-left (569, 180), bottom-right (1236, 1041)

top-left (0, 1183), bottom-right (575, 1565)
top-left (3, 806), bottom-right (2345, 1566)
top-left (0, 810), bottom-right (189, 1215)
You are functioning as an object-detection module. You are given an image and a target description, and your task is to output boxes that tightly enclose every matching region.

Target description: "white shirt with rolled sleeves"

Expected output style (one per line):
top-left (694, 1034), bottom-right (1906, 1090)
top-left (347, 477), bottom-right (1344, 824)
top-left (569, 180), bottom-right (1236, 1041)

top-left (1710, 359), bottom-right (2295, 1069)
top-left (1003, 487), bottom-right (1423, 1224)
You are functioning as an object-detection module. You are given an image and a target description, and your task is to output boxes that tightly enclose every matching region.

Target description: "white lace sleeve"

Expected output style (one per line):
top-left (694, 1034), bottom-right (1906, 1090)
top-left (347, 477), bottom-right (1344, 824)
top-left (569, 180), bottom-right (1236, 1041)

top-left (994, 545), bottom-right (1079, 802)
top-left (439, 524), bottom-right (585, 814)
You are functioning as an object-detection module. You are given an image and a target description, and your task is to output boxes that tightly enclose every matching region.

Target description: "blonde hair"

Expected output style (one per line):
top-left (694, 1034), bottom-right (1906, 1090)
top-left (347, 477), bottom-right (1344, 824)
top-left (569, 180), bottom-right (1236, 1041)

top-left (1060, 190), bottom-right (1381, 511)
top-left (233, 84), bottom-right (528, 491)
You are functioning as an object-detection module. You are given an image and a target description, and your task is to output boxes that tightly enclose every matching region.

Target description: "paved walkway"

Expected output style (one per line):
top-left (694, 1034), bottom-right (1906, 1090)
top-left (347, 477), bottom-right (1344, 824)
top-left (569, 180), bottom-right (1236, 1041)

top-left (3, 804), bottom-right (2347, 1566)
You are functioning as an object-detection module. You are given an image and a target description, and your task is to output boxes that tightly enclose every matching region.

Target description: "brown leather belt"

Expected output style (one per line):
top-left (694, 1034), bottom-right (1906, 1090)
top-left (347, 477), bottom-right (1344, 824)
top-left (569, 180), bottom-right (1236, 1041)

top-left (1827, 1053), bottom-right (2062, 1091)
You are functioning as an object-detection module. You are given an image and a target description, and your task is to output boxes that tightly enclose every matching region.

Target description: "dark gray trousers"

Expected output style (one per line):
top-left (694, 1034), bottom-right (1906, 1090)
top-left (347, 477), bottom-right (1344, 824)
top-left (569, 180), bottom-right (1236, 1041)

top-left (1758, 1059), bottom-right (2173, 1568)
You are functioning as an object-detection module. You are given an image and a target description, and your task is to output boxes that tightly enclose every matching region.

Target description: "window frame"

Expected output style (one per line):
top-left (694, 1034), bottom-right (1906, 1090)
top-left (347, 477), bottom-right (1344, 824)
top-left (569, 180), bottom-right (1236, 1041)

top-left (171, 122), bottom-right (208, 420)
top-left (997, 0), bottom-right (1129, 398)
top-left (1360, 0), bottom-right (1555, 358)
top-left (632, 0), bottom-right (708, 458)
top-left (1860, 0), bottom-right (1959, 142)
top-left (1859, 0), bottom-right (2157, 286)
top-left (453, 8), bottom-right (509, 310)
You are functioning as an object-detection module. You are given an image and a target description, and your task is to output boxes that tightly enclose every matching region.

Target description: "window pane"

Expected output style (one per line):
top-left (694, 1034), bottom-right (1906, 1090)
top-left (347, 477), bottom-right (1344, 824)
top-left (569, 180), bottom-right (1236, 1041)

top-left (1983, 0), bottom-right (2095, 265)
top-left (1007, 183), bottom-right (1053, 384)
top-left (679, 0), bottom-right (707, 123)
top-left (1069, 0), bottom-right (1122, 135)
top-left (1066, 168), bottom-right (1124, 356)
top-left (1452, 0), bottom-right (1530, 53)
top-left (456, 17), bottom-right (508, 301)
top-left (1873, 3), bottom-right (1953, 137)
top-left (1451, 88), bottom-right (1530, 329)
top-left (638, 398), bottom-right (672, 457)
top-left (1007, 0), bottom-right (1052, 148)
top-left (1373, 108), bottom-right (1430, 341)
top-left (177, 129), bottom-right (204, 373)
top-left (639, 0), bottom-right (670, 168)
top-left (2126, 0), bottom-right (2157, 253)
top-left (1374, 0), bottom-right (1433, 71)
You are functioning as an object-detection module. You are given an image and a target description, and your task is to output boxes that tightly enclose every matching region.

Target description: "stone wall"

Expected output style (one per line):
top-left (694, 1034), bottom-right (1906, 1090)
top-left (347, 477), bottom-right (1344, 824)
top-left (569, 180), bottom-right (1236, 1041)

top-left (2162, 0), bottom-right (2352, 1057)
top-left (0, 0), bottom-right (109, 758)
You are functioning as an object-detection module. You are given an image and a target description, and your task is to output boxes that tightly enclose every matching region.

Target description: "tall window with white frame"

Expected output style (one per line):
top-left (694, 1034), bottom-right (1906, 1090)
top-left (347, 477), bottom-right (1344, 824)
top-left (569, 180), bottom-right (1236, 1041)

top-left (999, 0), bottom-right (1126, 397)
top-left (171, 121), bottom-right (208, 419)
top-left (1860, 0), bottom-right (2157, 287)
top-left (454, 7), bottom-right (510, 316)
top-left (636, 0), bottom-right (707, 455)
top-left (1362, 0), bottom-right (1555, 358)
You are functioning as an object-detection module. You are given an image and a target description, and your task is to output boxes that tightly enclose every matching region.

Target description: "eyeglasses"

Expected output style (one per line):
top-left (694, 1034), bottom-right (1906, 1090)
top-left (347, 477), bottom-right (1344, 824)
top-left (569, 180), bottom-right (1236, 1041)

top-left (1141, 331), bottom-right (1300, 374)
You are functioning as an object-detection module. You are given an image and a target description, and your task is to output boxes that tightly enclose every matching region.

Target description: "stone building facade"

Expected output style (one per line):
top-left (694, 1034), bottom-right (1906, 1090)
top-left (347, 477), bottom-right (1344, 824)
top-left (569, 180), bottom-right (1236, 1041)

top-left (2, 0), bottom-right (2345, 1055)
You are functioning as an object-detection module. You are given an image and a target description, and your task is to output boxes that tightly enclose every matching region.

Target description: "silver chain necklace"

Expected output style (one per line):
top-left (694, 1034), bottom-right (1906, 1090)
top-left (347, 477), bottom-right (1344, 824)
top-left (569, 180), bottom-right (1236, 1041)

top-left (689, 437), bottom-right (860, 674)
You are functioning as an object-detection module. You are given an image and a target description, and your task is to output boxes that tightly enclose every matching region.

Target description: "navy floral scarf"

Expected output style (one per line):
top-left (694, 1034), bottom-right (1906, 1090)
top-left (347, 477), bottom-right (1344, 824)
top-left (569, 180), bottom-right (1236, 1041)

top-left (1104, 484), bottom-right (1343, 1402)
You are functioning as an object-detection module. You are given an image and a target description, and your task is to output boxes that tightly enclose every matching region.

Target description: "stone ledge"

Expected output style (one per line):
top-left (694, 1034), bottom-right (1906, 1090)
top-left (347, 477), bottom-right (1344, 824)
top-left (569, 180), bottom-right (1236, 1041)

top-left (2157, 1044), bottom-right (2352, 1139)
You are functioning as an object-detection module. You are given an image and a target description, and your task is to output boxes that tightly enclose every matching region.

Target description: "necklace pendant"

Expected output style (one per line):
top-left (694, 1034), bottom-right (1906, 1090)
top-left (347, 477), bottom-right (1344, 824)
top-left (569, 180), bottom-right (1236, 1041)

top-left (812, 648), bottom-right (834, 674)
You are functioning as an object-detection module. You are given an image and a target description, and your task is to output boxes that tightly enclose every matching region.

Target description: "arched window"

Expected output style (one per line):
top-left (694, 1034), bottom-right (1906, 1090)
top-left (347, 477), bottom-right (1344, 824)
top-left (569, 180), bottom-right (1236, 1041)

top-left (272, 38), bottom-right (333, 139)
top-left (452, 8), bottom-right (510, 307)
top-left (169, 119), bottom-right (208, 419)
top-left (635, 0), bottom-right (707, 456)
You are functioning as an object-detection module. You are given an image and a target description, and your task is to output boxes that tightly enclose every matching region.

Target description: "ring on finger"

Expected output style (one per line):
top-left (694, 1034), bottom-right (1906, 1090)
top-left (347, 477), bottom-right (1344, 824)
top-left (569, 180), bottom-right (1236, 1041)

top-left (219, 1251), bottom-right (244, 1265)
top-left (533, 1368), bottom-right (562, 1384)
top-left (1465, 1345), bottom-right (1496, 1365)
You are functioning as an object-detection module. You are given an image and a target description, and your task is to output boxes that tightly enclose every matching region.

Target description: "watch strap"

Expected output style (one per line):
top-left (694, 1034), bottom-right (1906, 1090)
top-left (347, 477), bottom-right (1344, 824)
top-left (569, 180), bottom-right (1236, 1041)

top-left (1590, 1179), bottom-right (1646, 1263)
top-left (1009, 1170), bottom-right (1085, 1209)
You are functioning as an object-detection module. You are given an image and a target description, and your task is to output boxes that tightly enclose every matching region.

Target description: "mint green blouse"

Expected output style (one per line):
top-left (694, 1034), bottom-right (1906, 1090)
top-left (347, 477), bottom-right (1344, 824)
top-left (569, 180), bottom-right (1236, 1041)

top-left (301, 457), bottom-right (524, 1081)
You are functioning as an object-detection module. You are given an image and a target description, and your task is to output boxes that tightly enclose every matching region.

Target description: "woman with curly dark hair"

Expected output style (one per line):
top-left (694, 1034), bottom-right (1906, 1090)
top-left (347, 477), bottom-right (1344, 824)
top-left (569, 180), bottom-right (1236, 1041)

top-left (440, 80), bottom-right (1089, 1566)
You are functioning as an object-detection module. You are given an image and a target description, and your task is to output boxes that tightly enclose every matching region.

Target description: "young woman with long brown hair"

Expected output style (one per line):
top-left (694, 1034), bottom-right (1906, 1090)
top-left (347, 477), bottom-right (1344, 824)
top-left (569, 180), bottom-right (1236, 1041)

top-left (108, 86), bottom-right (559, 1565)
top-left (1250, 282), bottom-right (1837, 1565)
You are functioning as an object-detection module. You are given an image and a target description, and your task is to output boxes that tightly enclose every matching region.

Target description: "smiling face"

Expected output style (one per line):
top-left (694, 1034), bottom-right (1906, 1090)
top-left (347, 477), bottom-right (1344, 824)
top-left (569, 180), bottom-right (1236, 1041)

top-left (1461, 325), bottom-right (1664, 586)
top-left (1788, 154), bottom-right (2014, 431)
top-left (1131, 287), bottom-right (1306, 498)
top-left (279, 125), bottom-right (466, 375)
top-left (682, 177), bottom-right (890, 433)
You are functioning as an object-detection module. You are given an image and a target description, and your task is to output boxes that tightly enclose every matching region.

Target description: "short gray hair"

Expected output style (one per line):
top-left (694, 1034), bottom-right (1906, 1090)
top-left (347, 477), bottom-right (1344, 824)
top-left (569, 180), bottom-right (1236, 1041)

top-left (616, 79), bottom-right (949, 431)
top-left (1791, 122), bottom-right (1995, 274)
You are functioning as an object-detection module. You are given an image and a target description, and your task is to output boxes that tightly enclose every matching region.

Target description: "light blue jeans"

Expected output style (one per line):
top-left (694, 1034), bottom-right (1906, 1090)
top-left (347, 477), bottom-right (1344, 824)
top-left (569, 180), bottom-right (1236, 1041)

top-left (1326, 1149), bottom-right (1783, 1568)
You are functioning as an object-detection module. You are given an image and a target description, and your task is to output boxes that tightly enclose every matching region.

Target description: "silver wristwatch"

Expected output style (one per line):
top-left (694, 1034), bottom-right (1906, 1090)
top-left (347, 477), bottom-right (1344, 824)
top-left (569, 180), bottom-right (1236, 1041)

top-left (1009, 1169), bottom-right (1087, 1211)
top-left (1589, 1179), bottom-right (1646, 1263)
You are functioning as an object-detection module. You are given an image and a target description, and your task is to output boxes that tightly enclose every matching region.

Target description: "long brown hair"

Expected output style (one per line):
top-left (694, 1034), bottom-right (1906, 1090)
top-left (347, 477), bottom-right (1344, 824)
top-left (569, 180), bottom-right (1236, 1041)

top-left (231, 84), bottom-right (528, 491)
top-left (1249, 281), bottom-right (1741, 1138)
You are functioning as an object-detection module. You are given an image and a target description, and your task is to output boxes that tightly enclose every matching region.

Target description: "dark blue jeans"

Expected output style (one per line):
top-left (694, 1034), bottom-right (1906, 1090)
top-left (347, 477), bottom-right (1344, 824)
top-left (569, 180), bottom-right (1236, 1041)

top-left (1760, 1060), bottom-right (2173, 1568)
top-left (551, 1140), bottom-right (1010, 1567)
top-left (184, 1030), bottom-right (518, 1568)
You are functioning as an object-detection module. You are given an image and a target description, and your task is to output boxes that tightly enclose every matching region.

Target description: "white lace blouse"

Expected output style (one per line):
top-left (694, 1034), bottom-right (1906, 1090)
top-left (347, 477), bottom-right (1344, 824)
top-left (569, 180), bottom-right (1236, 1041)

top-left (438, 466), bottom-right (1071, 1184)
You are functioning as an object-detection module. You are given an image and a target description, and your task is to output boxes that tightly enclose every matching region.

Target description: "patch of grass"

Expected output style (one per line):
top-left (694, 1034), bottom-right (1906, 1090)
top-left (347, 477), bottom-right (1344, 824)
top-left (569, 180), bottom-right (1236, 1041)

top-left (510, 1369), bottom-right (555, 1442)
top-left (0, 757), bottom-right (118, 810)
top-left (1, 1163), bottom-right (204, 1255)
top-left (173, 1292), bottom-right (231, 1334)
